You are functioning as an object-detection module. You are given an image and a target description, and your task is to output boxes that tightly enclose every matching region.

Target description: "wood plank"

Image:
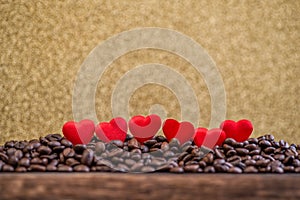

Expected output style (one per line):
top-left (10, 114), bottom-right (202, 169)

top-left (0, 173), bottom-right (299, 200)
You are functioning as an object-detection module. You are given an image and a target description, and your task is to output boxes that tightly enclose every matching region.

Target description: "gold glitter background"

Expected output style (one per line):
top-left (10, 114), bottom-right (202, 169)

top-left (0, 0), bottom-right (299, 144)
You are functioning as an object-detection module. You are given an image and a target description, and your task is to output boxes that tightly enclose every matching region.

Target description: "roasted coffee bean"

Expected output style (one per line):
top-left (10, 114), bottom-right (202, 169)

top-left (214, 164), bottom-right (229, 172)
top-left (247, 138), bottom-right (258, 144)
top-left (256, 159), bottom-right (270, 167)
top-left (170, 146), bottom-right (179, 153)
top-left (7, 148), bottom-right (16, 157)
top-left (29, 164), bottom-right (46, 172)
top-left (244, 166), bottom-right (258, 173)
top-left (49, 159), bottom-right (58, 166)
top-left (155, 135), bottom-right (168, 142)
top-left (198, 161), bottom-right (206, 168)
top-left (74, 164), bottom-right (90, 172)
top-left (169, 138), bottom-right (180, 147)
top-left (97, 160), bottom-right (113, 168)
top-left (14, 150), bottom-right (23, 159)
top-left (95, 142), bottom-right (106, 154)
top-left (60, 139), bottom-right (72, 147)
top-left (215, 149), bottom-right (225, 159)
top-left (125, 159), bottom-right (136, 166)
top-left (141, 166), bottom-right (155, 172)
top-left (7, 156), bottom-right (19, 167)
top-left (19, 158), bottom-right (30, 167)
top-left (2, 164), bottom-right (14, 172)
top-left (295, 167), bottom-right (300, 173)
top-left (271, 166), bottom-right (284, 173)
top-left (144, 140), bottom-right (157, 147)
top-left (244, 159), bottom-right (256, 166)
top-left (293, 159), bottom-right (300, 167)
top-left (170, 167), bottom-right (184, 173)
top-left (227, 155), bottom-right (241, 164)
top-left (140, 145), bottom-right (149, 153)
top-left (30, 158), bottom-right (43, 165)
top-left (38, 146), bottom-right (52, 155)
top-left (284, 166), bottom-right (295, 172)
top-left (48, 141), bottom-right (61, 148)
top-left (53, 145), bottom-right (66, 153)
top-left (5, 141), bottom-right (14, 148)
top-left (0, 152), bottom-right (8, 162)
top-left (249, 149), bottom-right (261, 156)
top-left (204, 166), bottom-right (215, 173)
top-left (73, 144), bottom-right (87, 154)
top-left (116, 164), bottom-right (130, 172)
top-left (15, 167), bottom-right (27, 172)
top-left (283, 156), bottom-right (294, 165)
top-left (163, 151), bottom-right (175, 158)
top-left (184, 165), bottom-right (199, 172)
top-left (224, 138), bottom-right (236, 146)
top-left (66, 158), bottom-right (80, 167)
top-left (108, 148), bottom-right (124, 157)
top-left (236, 148), bottom-right (249, 156)
top-left (81, 149), bottom-right (94, 166)
top-left (252, 155), bottom-right (263, 160)
top-left (63, 148), bottom-right (75, 158)
top-left (223, 144), bottom-right (234, 152)
top-left (213, 158), bottom-right (225, 165)
top-left (161, 142), bottom-right (169, 151)
top-left (259, 140), bottom-right (272, 148)
top-left (228, 167), bottom-right (242, 173)
top-left (244, 144), bottom-right (257, 151)
top-left (226, 149), bottom-right (237, 157)
top-left (202, 153), bottom-right (214, 164)
top-left (58, 165), bottom-right (73, 172)
top-left (128, 138), bottom-right (140, 149)
top-left (131, 162), bottom-right (144, 171)
top-left (265, 134), bottom-right (275, 141)
top-left (264, 147), bottom-right (276, 154)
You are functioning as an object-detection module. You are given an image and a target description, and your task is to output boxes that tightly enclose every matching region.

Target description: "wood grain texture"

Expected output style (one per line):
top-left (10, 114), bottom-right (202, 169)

top-left (0, 173), bottom-right (299, 200)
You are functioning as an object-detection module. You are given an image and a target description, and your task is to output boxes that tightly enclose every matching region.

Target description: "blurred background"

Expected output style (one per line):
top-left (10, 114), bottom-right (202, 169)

top-left (0, 0), bottom-right (299, 144)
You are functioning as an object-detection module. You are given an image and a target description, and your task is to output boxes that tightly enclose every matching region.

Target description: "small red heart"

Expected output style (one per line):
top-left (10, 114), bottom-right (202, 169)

top-left (129, 114), bottom-right (161, 143)
top-left (220, 119), bottom-right (253, 142)
top-left (62, 119), bottom-right (95, 145)
top-left (95, 117), bottom-right (127, 143)
top-left (194, 127), bottom-right (226, 148)
top-left (162, 119), bottom-right (195, 145)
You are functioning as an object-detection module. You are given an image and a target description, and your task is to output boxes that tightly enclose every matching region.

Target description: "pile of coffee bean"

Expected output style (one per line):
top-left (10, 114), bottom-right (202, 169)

top-left (0, 133), bottom-right (299, 173)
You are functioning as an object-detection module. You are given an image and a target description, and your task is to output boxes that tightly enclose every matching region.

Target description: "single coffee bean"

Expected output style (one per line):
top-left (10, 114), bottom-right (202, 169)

top-left (140, 145), bottom-right (149, 153)
top-left (38, 146), bottom-right (52, 155)
top-left (30, 157), bottom-right (43, 165)
top-left (213, 158), bottom-right (225, 165)
top-left (7, 148), bottom-right (16, 157)
top-left (14, 150), bottom-right (23, 159)
top-left (73, 144), bottom-right (87, 154)
top-left (131, 162), bottom-right (144, 172)
top-left (66, 158), bottom-right (80, 167)
top-left (81, 149), bottom-right (94, 166)
top-left (224, 162), bottom-right (234, 168)
top-left (58, 165), bottom-right (73, 172)
top-left (283, 166), bottom-right (295, 172)
top-left (49, 159), bottom-right (59, 166)
top-left (63, 148), bottom-right (75, 158)
top-left (236, 148), bottom-right (249, 156)
top-left (226, 149), bottom-right (237, 157)
top-left (15, 167), bottom-right (27, 172)
top-left (0, 152), bottom-right (8, 162)
top-left (265, 134), bottom-right (275, 141)
top-left (163, 151), bottom-right (175, 158)
top-left (259, 140), bottom-right (272, 148)
top-left (244, 144), bottom-right (257, 151)
top-left (5, 141), bottom-right (14, 148)
top-left (247, 138), bottom-right (258, 144)
top-left (285, 149), bottom-right (296, 157)
top-left (227, 155), bottom-right (241, 164)
top-left (215, 149), bottom-right (225, 159)
top-left (224, 138), bottom-right (236, 146)
top-left (170, 167), bottom-right (184, 173)
top-left (293, 159), bottom-right (300, 167)
top-left (222, 144), bottom-right (234, 152)
top-left (95, 142), bottom-right (106, 154)
top-left (128, 138), bottom-right (140, 149)
top-left (244, 159), bottom-right (256, 166)
top-left (46, 165), bottom-right (57, 171)
top-left (48, 141), bottom-right (61, 148)
top-left (7, 155), bottom-right (18, 167)
top-left (244, 166), bottom-right (258, 173)
top-left (170, 146), bottom-right (179, 153)
top-left (202, 153), bottom-right (214, 164)
top-left (295, 167), bottom-right (300, 173)
top-left (116, 164), bottom-right (130, 172)
top-left (2, 164), bottom-right (14, 172)
top-left (97, 160), bottom-right (113, 168)
top-left (228, 167), bottom-right (242, 173)
top-left (272, 166), bottom-right (284, 173)
top-left (29, 164), bottom-right (46, 172)
top-left (283, 156), bottom-right (294, 165)
top-left (144, 140), bottom-right (157, 147)
top-left (248, 149), bottom-right (261, 156)
top-left (19, 158), bottom-right (30, 167)
top-left (61, 139), bottom-right (73, 147)
top-left (161, 142), bottom-right (169, 151)
top-left (155, 135), bottom-right (168, 142)
top-left (182, 154), bottom-right (193, 163)
top-left (262, 154), bottom-right (275, 161)
top-left (264, 147), bottom-right (276, 154)
top-left (53, 145), bottom-right (66, 153)
top-left (107, 148), bottom-right (124, 157)
top-left (204, 166), bottom-right (215, 173)
top-left (125, 159), bottom-right (136, 166)
top-left (198, 161), bottom-right (206, 168)
top-left (214, 164), bottom-right (229, 172)
top-left (256, 159), bottom-right (271, 167)
top-left (169, 138), bottom-right (180, 147)
top-left (184, 165), bottom-right (199, 172)
top-left (74, 164), bottom-right (90, 172)
top-left (141, 166), bottom-right (155, 173)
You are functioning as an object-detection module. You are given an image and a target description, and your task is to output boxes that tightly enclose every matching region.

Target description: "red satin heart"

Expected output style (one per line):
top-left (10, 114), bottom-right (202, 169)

top-left (194, 127), bottom-right (226, 148)
top-left (220, 119), bottom-right (253, 142)
top-left (129, 114), bottom-right (161, 143)
top-left (62, 119), bottom-right (95, 145)
top-left (162, 119), bottom-right (195, 145)
top-left (95, 117), bottom-right (127, 143)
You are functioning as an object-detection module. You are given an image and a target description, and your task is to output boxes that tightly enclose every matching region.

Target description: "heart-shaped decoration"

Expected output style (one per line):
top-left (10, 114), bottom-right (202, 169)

top-left (162, 119), bottom-right (195, 145)
top-left (95, 117), bottom-right (127, 143)
top-left (220, 119), bottom-right (253, 142)
top-left (194, 127), bottom-right (226, 148)
top-left (129, 114), bottom-right (161, 143)
top-left (62, 119), bottom-right (95, 145)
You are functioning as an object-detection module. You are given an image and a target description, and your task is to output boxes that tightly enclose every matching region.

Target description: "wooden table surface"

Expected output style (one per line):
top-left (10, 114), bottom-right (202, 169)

top-left (0, 173), bottom-right (299, 200)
